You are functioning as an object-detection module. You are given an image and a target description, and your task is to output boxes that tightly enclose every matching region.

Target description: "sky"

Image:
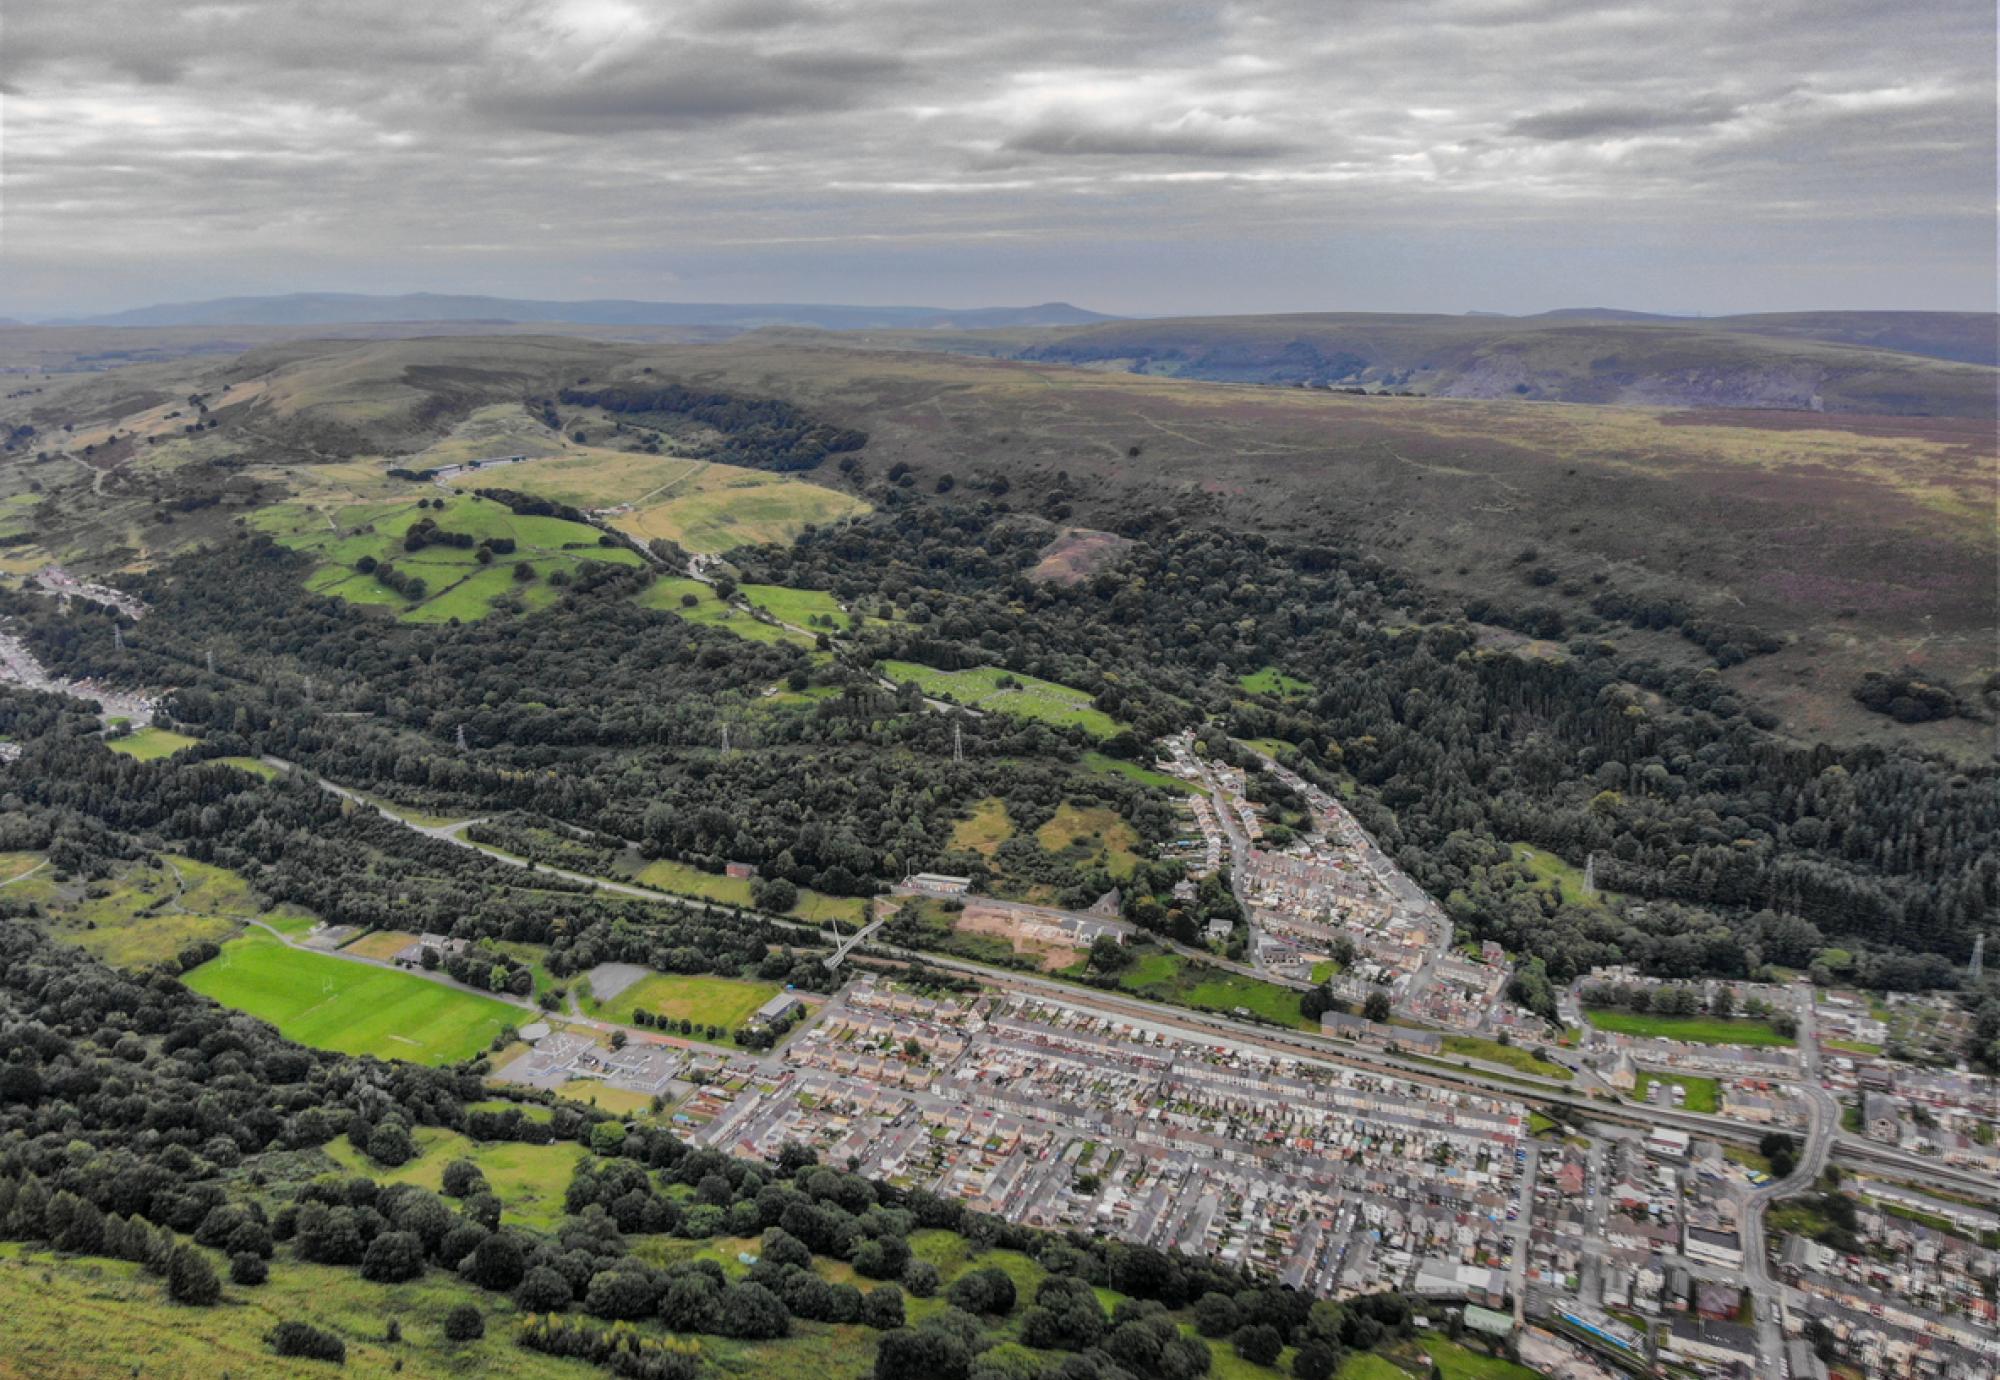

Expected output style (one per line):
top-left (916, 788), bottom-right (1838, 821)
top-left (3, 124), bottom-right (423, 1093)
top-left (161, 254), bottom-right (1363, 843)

top-left (2, 0), bottom-right (1994, 319)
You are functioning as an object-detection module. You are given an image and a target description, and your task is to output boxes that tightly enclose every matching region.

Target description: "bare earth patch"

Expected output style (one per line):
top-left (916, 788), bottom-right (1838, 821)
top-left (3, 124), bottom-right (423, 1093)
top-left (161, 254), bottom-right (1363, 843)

top-left (957, 903), bottom-right (1087, 971)
top-left (1031, 527), bottom-right (1133, 585)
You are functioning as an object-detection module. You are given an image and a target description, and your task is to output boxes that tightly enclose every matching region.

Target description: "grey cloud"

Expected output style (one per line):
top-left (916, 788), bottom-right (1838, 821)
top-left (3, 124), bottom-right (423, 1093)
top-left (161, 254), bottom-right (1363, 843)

top-left (1507, 99), bottom-right (1745, 141)
top-left (0, 0), bottom-right (1990, 316)
top-left (1005, 114), bottom-right (1298, 160)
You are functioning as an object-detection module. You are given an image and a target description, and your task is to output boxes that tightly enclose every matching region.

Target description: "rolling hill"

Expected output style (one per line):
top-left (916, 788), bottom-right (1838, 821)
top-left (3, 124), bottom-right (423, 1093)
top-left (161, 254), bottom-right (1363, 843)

top-left (1001, 312), bottom-right (1997, 415)
top-left (55, 292), bottom-right (1116, 332)
top-left (3, 331), bottom-right (1991, 759)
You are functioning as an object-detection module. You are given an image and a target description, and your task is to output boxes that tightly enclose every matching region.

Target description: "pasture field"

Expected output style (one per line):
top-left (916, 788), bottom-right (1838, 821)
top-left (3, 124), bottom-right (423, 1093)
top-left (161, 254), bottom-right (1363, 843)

top-left (1583, 1006), bottom-right (1794, 1047)
top-left (0, 851), bottom-right (42, 884)
top-left (322, 1126), bottom-right (584, 1232)
top-left (628, 856), bottom-right (864, 924)
top-left (185, 931), bottom-right (518, 1063)
top-left (950, 796), bottom-right (1014, 856)
top-left (739, 582), bottom-right (847, 628)
top-left (880, 660), bottom-right (1121, 738)
top-left (1034, 802), bottom-right (1142, 879)
top-left (609, 466), bottom-right (869, 553)
top-left (635, 575), bottom-right (815, 647)
top-left (583, 971), bottom-right (785, 1039)
top-left (1239, 666), bottom-right (1314, 697)
top-left (256, 493), bottom-right (639, 623)
top-left (106, 727), bottom-right (198, 760)
top-left (1633, 1071), bottom-right (1721, 1112)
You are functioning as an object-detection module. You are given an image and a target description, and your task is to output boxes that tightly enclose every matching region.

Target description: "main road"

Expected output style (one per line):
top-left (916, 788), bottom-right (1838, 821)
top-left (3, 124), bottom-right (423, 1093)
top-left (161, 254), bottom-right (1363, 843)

top-left (261, 757), bottom-right (2000, 1203)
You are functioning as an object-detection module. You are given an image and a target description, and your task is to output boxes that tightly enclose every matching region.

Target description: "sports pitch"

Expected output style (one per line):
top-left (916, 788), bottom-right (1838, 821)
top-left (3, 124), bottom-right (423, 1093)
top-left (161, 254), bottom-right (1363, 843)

top-left (185, 931), bottom-right (518, 1064)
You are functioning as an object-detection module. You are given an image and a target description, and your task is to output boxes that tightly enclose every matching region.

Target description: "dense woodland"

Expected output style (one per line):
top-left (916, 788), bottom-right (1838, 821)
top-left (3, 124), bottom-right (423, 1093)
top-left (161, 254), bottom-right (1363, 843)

top-left (1, 467), bottom-right (1994, 1029)
top-left (743, 500), bottom-right (1996, 990)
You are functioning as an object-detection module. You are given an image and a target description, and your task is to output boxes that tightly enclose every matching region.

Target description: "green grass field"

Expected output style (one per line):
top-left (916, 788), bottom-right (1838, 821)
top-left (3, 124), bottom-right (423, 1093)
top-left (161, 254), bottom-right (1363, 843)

top-left (635, 575), bottom-right (817, 647)
top-left (1583, 1007), bottom-right (1794, 1047)
top-left (1238, 666), bottom-right (1314, 698)
top-left (106, 727), bottom-right (198, 760)
top-left (585, 971), bottom-right (785, 1039)
top-left (1115, 948), bottom-right (1310, 1028)
top-left (1633, 1070), bottom-right (1721, 1112)
top-left (258, 494), bottom-right (640, 624)
top-left (739, 583), bottom-right (847, 628)
top-left (186, 931), bottom-right (519, 1063)
top-left (1441, 1035), bottom-right (1572, 1080)
top-left (881, 661), bottom-right (1122, 738)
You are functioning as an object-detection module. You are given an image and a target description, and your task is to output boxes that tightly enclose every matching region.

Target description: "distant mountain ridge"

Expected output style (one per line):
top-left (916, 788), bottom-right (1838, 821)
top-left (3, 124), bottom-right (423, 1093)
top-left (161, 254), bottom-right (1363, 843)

top-left (53, 292), bottom-right (1116, 331)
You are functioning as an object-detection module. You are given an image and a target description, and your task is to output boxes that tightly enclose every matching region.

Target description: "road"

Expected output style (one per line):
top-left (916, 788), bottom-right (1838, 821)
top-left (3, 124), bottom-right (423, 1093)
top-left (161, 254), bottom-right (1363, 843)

top-left (257, 757), bottom-right (2000, 1205)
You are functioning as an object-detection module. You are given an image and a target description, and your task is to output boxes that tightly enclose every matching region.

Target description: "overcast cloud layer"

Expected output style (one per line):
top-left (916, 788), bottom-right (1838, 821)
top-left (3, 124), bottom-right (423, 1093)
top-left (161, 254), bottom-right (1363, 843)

top-left (2, 0), bottom-right (1992, 317)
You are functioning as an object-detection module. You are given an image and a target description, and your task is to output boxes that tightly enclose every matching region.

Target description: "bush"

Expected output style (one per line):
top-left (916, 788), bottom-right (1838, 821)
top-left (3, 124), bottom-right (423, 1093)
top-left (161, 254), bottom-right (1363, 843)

top-left (1234, 1323), bottom-right (1284, 1366)
top-left (230, 1251), bottom-right (269, 1286)
top-left (166, 1244), bottom-right (221, 1306)
top-left (946, 1265), bottom-right (1016, 1317)
top-left (441, 1159), bottom-right (486, 1198)
top-left (360, 1230), bottom-right (425, 1283)
top-left (443, 1303), bottom-right (485, 1342)
top-left (902, 1259), bottom-right (942, 1297)
top-left (517, 1265), bottom-right (574, 1311)
top-left (268, 1320), bottom-right (347, 1364)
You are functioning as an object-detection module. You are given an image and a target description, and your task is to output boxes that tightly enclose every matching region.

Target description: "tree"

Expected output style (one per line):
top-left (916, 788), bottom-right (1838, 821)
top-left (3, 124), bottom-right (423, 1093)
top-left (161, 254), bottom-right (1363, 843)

top-left (902, 1260), bottom-right (941, 1298)
top-left (946, 1265), bottom-right (1017, 1316)
top-left (874, 1327), bottom-right (970, 1380)
top-left (660, 1274), bottom-right (721, 1332)
top-left (463, 1233), bottom-right (525, 1291)
top-left (1235, 1323), bottom-right (1284, 1366)
top-left (361, 1230), bottom-right (426, 1283)
top-left (1194, 1291), bottom-right (1241, 1337)
top-left (443, 1303), bottom-right (485, 1342)
top-left (367, 1120), bottom-right (415, 1167)
top-left (1089, 934), bottom-right (1130, 972)
top-left (518, 1265), bottom-right (573, 1311)
top-left (166, 1244), bottom-right (221, 1306)
top-left (1363, 990), bottom-right (1393, 1023)
top-left (441, 1159), bottom-right (486, 1199)
top-left (862, 1284), bottom-right (906, 1330)
top-left (1293, 1338), bottom-right (1342, 1380)
top-left (719, 1281), bottom-right (790, 1339)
